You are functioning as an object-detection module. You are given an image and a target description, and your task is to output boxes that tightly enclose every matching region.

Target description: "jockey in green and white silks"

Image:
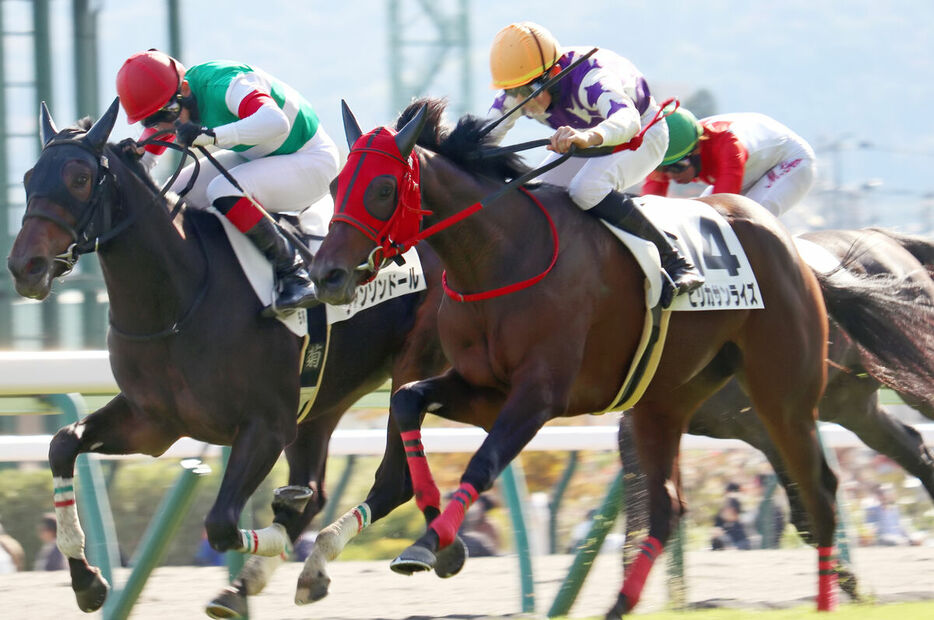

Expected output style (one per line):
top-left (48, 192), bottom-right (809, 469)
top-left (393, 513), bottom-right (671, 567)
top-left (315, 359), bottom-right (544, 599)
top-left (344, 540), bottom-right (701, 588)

top-left (117, 51), bottom-right (339, 314)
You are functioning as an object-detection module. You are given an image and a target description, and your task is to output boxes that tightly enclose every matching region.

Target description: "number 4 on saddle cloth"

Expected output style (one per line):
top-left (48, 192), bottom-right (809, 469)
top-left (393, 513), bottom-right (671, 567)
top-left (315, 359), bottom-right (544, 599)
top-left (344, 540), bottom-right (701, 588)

top-left (596, 195), bottom-right (764, 413)
top-left (212, 204), bottom-right (427, 421)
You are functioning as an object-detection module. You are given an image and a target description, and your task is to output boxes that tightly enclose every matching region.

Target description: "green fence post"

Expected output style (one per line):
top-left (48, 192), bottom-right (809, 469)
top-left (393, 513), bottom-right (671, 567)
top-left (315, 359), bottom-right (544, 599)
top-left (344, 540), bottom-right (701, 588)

top-left (103, 458), bottom-right (210, 620)
top-left (500, 460), bottom-right (535, 614)
top-left (548, 468), bottom-right (624, 618)
top-left (817, 424), bottom-right (854, 566)
top-left (665, 518), bottom-right (686, 609)
top-left (548, 451), bottom-right (579, 554)
top-left (47, 394), bottom-right (121, 588)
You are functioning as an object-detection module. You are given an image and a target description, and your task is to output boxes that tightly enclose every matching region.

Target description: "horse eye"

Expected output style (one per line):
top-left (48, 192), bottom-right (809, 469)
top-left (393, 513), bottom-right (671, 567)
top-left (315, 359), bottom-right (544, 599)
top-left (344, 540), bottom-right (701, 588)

top-left (73, 173), bottom-right (90, 187)
top-left (378, 185), bottom-right (393, 199)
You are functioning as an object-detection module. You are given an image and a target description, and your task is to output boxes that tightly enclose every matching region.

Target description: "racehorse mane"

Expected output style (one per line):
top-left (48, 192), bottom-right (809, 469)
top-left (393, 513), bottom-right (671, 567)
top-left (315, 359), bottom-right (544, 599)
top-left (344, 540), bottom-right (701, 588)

top-left (395, 97), bottom-right (531, 183)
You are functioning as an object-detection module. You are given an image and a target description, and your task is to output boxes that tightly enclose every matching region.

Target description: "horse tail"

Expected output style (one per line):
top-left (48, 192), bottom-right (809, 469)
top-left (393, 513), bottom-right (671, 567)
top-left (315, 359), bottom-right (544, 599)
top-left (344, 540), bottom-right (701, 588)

top-left (870, 227), bottom-right (934, 278)
top-left (816, 263), bottom-right (934, 402)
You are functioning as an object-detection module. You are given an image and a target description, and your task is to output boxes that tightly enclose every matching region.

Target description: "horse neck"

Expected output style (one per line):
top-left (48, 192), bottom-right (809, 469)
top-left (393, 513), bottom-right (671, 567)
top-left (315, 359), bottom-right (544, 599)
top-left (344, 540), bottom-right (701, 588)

top-left (419, 151), bottom-right (546, 294)
top-left (98, 169), bottom-right (205, 333)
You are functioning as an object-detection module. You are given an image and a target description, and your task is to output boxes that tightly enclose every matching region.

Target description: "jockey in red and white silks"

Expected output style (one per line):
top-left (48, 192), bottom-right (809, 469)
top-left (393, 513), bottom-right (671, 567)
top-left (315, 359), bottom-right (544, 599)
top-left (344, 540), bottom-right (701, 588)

top-left (644, 110), bottom-right (816, 217)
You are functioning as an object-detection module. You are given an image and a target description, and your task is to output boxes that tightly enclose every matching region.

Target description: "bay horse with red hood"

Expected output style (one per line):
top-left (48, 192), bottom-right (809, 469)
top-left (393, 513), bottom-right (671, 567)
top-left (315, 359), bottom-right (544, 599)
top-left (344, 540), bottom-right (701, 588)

top-left (305, 97), bottom-right (837, 616)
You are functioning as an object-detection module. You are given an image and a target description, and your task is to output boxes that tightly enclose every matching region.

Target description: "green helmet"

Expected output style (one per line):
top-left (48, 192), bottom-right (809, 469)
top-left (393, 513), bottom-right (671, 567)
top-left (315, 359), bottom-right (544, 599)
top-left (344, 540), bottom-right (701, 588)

top-left (661, 106), bottom-right (702, 166)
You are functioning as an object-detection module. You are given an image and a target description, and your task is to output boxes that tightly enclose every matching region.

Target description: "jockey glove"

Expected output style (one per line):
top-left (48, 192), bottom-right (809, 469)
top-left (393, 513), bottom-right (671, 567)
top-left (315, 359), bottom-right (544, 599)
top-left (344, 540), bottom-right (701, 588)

top-left (175, 121), bottom-right (216, 147)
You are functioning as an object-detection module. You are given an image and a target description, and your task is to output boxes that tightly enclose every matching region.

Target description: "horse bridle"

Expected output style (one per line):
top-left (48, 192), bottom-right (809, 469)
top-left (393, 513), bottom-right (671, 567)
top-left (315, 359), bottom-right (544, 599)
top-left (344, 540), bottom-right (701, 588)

top-left (24, 134), bottom-right (196, 277)
top-left (22, 137), bottom-right (121, 276)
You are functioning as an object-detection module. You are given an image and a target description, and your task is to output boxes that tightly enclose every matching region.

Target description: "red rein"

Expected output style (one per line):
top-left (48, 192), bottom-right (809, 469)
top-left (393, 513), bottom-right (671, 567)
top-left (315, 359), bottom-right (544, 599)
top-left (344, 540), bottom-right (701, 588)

top-left (439, 187), bottom-right (559, 302)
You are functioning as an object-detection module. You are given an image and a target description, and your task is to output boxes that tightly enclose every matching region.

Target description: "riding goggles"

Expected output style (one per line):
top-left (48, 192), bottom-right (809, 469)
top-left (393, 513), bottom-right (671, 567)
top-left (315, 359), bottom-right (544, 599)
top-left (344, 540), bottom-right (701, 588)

top-left (141, 97), bottom-right (182, 128)
top-left (660, 157), bottom-right (693, 174)
top-left (505, 75), bottom-right (550, 100)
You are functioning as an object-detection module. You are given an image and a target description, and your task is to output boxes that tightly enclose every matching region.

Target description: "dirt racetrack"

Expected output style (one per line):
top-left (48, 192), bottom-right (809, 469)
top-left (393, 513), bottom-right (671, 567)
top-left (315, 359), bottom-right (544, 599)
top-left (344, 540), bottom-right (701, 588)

top-left (1, 546), bottom-right (933, 619)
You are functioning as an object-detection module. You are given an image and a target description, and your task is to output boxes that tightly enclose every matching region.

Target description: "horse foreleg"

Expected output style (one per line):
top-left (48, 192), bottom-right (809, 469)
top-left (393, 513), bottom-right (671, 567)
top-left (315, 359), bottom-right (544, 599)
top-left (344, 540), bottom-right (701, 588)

top-left (48, 394), bottom-right (179, 613)
top-left (608, 404), bottom-right (684, 618)
top-left (388, 370), bottom-right (508, 576)
top-left (826, 385), bottom-right (934, 503)
top-left (209, 413), bottom-right (337, 618)
top-left (205, 417), bottom-right (295, 555)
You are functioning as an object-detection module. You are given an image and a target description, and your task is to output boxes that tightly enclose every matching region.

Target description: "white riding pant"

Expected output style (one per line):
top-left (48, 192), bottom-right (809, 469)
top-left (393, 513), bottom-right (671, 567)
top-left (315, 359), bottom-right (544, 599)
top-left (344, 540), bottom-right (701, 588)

top-left (534, 119), bottom-right (668, 209)
top-left (171, 128), bottom-right (339, 213)
top-left (743, 153), bottom-right (817, 217)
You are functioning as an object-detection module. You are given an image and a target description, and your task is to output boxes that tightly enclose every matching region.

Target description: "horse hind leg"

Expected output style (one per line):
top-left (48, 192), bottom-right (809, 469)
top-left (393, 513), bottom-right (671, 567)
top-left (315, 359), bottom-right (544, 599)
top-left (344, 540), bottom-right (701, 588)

top-left (744, 350), bottom-right (840, 609)
top-left (48, 394), bottom-right (179, 613)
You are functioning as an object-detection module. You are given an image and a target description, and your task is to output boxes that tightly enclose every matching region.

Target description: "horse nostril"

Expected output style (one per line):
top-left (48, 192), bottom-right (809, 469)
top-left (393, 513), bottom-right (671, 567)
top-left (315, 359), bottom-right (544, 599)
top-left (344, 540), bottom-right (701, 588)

top-left (24, 256), bottom-right (50, 278)
top-left (324, 269), bottom-right (346, 288)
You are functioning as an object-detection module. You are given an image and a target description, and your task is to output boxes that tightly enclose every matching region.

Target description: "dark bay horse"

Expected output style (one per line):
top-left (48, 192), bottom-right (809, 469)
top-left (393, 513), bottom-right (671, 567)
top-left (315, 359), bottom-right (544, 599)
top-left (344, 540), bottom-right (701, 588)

top-left (690, 228), bottom-right (934, 516)
top-left (5, 100), bottom-right (447, 616)
top-left (306, 97), bottom-right (838, 615)
top-left (621, 227), bottom-right (934, 586)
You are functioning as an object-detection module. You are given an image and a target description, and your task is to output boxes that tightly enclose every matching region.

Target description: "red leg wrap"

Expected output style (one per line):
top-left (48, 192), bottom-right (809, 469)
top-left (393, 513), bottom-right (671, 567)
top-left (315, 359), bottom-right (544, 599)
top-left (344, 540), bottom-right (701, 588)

top-left (620, 536), bottom-right (663, 609)
top-left (400, 430), bottom-right (441, 512)
top-left (429, 483), bottom-right (478, 547)
top-left (817, 546), bottom-right (837, 611)
top-left (226, 197), bottom-right (264, 232)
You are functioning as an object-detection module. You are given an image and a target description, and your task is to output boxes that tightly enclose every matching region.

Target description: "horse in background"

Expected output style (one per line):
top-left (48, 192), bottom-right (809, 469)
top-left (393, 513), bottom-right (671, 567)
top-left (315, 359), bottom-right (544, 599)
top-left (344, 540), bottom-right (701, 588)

top-left (622, 227), bottom-right (934, 588)
top-left (305, 97), bottom-right (844, 616)
top-left (5, 100), bottom-right (448, 617)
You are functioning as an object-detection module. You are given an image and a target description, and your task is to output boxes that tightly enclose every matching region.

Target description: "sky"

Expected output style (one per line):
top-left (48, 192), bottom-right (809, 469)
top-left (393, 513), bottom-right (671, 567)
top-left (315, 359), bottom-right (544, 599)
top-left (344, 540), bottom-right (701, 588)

top-left (10, 0), bottom-right (934, 233)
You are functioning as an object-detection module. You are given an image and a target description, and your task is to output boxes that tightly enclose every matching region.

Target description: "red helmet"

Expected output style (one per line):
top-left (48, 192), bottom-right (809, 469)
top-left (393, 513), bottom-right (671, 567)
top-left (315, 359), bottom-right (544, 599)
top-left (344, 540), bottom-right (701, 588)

top-left (116, 50), bottom-right (184, 123)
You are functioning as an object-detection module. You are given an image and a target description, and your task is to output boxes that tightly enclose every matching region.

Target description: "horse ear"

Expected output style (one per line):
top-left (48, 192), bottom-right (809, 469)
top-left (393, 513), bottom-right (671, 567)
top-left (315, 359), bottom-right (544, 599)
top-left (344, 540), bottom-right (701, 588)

top-left (39, 101), bottom-right (58, 146)
top-left (84, 97), bottom-right (121, 152)
top-left (341, 99), bottom-right (363, 149)
top-left (395, 103), bottom-right (427, 158)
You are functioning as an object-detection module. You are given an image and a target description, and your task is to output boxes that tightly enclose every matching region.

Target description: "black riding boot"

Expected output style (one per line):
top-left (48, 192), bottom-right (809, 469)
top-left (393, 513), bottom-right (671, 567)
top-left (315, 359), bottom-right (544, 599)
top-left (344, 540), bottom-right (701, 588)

top-left (589, 191), bottom-right (704, 308)
top-left (242, 217), bottom-right (319, 314)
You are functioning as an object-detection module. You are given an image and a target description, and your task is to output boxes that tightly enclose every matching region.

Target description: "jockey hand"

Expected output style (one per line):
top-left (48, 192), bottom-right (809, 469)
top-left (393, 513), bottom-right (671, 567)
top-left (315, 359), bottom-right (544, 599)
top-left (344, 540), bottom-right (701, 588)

top-left (548, 126), bottom-right (603, 153)
top-left (175, 121), bottom-right (217, 148)
top-left (117, 138), bottom-right (144, 161)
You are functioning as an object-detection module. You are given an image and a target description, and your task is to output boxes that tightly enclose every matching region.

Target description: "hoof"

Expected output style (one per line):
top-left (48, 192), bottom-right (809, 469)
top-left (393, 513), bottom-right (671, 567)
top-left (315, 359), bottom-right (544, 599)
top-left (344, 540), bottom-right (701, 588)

top-left (836, 565), bottom-right (862, 602)
top-left (272, 485), bottom-right (314, 512)
top-left (205, 586), bottom-right (247, 619)
top-left (390, 544), bottom-right (436, 575)
top-left (434, 536), bottom-right (468, 579)
top-left (74, 567), bottom-right (110, 613)
top-left (295, 573), bottom-right (330, 605)
top-left (605, 593), bottom-right (632, 619)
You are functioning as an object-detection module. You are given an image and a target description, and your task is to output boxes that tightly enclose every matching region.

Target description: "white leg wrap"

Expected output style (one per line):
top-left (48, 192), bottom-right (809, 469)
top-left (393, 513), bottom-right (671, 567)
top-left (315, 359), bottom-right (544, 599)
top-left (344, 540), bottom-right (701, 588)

top-left (298, 503), bottom-right (371, 585)
top-left (239, 554), bottom-right (285, 596)
top-left (53, 476), bottom-right (86, 560)
top-left (238, 522), bottom-right (291, 557)
top-left (313, 503), bottom-right (371, 562)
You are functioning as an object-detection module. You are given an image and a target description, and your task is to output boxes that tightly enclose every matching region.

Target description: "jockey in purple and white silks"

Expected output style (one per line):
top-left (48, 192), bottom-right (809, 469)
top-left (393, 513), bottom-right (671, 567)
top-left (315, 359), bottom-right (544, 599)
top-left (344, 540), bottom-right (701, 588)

top-left (485, 22), bottom-right (703, 307)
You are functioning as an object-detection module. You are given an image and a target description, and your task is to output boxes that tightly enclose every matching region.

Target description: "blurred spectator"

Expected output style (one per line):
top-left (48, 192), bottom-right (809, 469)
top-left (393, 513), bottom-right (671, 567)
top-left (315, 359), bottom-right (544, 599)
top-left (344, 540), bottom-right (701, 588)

top-left (864, 485), bottom-right (923, 546)
top-left (459, 495), bottom-right (501, 557)
top-left (34, 513), bottom-right (65, 571)
top-left (752, 473), bottom-right (786, 549)
top-left (0, 521), bottom-right (25, 573)
top-left (711, 482), bottom-right (751, 550)
top-left (193, 529), bottom-right (225, 566)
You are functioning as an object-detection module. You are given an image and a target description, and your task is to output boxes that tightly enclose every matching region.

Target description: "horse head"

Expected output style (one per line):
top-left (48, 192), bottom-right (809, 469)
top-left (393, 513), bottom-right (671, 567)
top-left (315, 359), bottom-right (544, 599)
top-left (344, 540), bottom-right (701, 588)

top-left (8, 98), bottom-right (120, 299)
top-left (311, 100), bottom-right (428, 305)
